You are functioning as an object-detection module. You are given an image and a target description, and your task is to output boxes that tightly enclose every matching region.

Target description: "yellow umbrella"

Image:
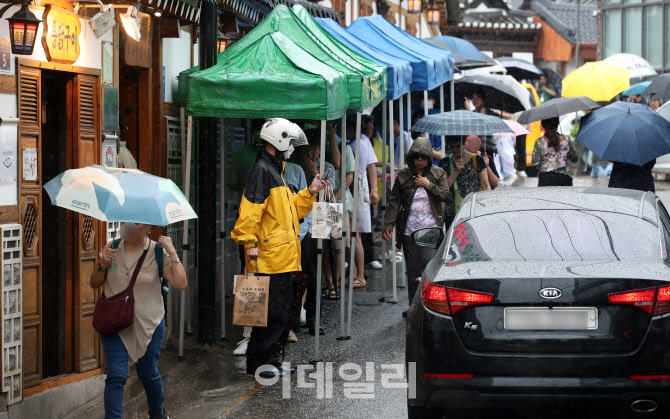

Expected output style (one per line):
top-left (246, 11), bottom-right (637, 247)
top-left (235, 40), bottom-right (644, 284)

top-left (562, 61), bottom-right (630, 102)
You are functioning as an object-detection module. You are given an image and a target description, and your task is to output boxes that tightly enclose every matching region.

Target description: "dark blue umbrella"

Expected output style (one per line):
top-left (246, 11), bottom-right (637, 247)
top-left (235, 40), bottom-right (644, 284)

top-left (576, 102), bottom-right (670, 165)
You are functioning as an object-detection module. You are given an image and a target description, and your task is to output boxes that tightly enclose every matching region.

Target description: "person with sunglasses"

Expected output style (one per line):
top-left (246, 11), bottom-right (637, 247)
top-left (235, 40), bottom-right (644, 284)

top-left (382, 138), bottom-right (450, 314)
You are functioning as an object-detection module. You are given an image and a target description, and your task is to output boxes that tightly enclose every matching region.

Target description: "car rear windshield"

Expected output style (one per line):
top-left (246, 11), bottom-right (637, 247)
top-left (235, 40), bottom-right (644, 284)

top-left (447, 210), bottom-right (661, 263)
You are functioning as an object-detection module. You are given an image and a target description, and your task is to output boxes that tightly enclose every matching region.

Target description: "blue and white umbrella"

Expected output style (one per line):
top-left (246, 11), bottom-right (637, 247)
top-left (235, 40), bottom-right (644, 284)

top-left (43, 165), bottom-right (197, 226)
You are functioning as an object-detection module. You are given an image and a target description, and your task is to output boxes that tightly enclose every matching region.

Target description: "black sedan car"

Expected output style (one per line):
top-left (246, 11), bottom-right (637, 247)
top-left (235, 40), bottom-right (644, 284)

top-left (407, 187), bottom-right (670, 418)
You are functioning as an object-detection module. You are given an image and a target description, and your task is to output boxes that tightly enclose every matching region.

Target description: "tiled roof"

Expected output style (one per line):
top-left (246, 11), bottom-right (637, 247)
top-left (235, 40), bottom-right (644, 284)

top-left (524, 0), bottom-right (598, 44)
top-left (454, 0), bottom-right (542, 30)
top-left (239, 0), bottom-right (341, 22)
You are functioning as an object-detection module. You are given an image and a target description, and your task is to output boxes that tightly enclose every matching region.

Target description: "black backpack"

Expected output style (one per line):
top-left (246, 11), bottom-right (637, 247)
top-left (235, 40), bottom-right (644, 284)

top-left (111, 239), bottom-right (169, 298)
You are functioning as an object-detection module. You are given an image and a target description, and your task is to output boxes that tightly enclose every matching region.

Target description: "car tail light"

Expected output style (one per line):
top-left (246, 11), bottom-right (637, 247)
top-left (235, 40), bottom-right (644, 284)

top-left (608, 285), bottom-right (670, 316)
top-left (422, 279), bottom-right (450, 315)
top-left (654, 285), bottom-right (670, 316)
top-left (448, 287), bottom-right (494, 314)
top-left (422, 279), bottom-right (493, 316)
top-left (630, 375), bottom-right (670, 380)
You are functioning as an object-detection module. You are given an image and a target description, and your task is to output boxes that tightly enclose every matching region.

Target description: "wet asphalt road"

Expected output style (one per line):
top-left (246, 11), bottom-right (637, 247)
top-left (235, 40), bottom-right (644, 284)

top-left (112, 175), bottom-right (670, 419)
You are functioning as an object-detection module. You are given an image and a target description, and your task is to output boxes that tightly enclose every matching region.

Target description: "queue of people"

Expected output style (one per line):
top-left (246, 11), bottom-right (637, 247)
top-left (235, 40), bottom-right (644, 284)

top-left (222, 84), bottom-right (666, 383)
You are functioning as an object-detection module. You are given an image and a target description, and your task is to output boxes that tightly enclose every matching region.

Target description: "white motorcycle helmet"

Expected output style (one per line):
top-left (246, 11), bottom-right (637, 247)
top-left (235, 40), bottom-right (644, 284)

top-left (259, 118), bottom-right (308, 152)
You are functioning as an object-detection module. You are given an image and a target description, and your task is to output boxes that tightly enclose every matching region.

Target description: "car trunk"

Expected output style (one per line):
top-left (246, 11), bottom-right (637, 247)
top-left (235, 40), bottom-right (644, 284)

top-left (436, 277), bottom-right (666, 354)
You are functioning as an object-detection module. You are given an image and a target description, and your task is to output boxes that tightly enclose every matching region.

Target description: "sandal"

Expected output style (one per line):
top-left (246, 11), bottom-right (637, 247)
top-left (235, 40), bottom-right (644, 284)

top-left (328, 289), bottom-right (341, 300)
top-left (322, 287), bottom-right (332, 299)
top-left (353, 279), bottom-right (366, 289)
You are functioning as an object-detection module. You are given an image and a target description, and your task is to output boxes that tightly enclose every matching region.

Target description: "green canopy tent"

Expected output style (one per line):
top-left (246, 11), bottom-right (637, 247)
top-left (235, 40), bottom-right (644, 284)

top-left (182, 5), bottom-right (389, 361)
top-left (175, 53), bottom-right (223, 108)
top-left (185, 31), bottom-right (349, 119)
top-left (186, 5), bottom-right (387, 114)
top-left (177, 30), bottom-right (350, 358)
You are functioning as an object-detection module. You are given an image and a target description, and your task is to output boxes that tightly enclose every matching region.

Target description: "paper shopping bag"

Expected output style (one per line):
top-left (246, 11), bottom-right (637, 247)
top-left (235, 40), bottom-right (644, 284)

top-left (311, 201), bottom-right (343, 239)
top-left (232, 271), bottom-right (270, 327)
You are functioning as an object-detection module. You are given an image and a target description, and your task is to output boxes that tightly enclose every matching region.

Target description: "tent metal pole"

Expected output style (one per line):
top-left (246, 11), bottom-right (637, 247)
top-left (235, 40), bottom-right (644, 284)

top-left (380, 99), bottom-right (388, 302)
top-left (346, 113), bottom-right (362, 336)
top-left (424, 90), bottom-right (429, 116)
top-left (407, 93), bottom-right (411, 132)
top-left (450, 80), bottom-right (455, 112)
top-left (398, 96), bottom-right (406, 289)
top-left (388, 100), bottom-right (398, 304)
top-left (220, 117), bottom-right (226, 339)
top-left (440, 84), bottom-right (445, 158)
top-left (313, 120), bottom-right (327, 362)
top-left (179, 114), bottom-right (193, 359)
top-left (338, 114), bottom-right (348, 339)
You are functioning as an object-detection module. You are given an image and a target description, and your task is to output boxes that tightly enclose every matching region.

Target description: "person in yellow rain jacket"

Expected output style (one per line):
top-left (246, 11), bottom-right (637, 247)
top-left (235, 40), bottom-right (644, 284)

top-left (231, 118), bottom-right (330, 379)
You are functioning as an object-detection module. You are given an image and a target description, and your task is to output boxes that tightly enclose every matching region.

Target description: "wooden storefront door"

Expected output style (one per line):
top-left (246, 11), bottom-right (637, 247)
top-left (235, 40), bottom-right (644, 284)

top-left (17, 62), bottom-right (103, 390)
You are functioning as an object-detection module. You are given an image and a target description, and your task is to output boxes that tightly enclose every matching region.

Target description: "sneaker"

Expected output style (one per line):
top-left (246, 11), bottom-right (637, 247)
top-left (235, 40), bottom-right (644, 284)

top-left (503, 173), bottom-right (518, 185)
top-left (233, 339), bottom-right (249, 356)
top-left (368, 261), bottom-right (382, 270)
top-left (518, 170), bottom-right (528, 178)
top-left (300, 307), bottom-right (307, 327)
top-left (287, 330), bottom-right (298, 343)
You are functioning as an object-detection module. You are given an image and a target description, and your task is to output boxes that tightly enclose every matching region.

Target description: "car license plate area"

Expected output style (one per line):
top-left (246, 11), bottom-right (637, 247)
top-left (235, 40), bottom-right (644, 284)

top-left (504, 307), bottom-right (598, 330)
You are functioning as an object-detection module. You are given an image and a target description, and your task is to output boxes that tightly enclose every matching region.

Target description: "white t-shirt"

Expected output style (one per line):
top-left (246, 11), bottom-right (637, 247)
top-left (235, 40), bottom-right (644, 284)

top-left (350, 134), bottom-right (379, 180)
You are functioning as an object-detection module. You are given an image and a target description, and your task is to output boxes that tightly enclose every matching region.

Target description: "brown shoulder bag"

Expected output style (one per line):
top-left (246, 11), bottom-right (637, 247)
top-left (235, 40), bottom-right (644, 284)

top-left (92, 247), bottom-right (149, 335)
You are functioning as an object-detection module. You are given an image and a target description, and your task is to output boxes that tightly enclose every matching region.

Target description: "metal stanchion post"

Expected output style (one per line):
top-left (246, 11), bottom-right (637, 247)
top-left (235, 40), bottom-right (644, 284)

top-left (346, 113), bottom-right (362, 336)
top-left (379, 99), bottom-right (388, 303)
top-left (388, 100), bottom-right (398, 304)
top-left (338, 115), bottom-right (349, 340)
top-left (313, 120), bottom-right (327, 362)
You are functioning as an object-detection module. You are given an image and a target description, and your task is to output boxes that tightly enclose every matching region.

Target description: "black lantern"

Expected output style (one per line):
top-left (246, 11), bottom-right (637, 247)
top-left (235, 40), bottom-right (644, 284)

top-left (427, 5), bottom-right (440, 24)
top-left (7, 4), bottom-right (41, 55)
top-left (407, 0), bottom-right (421, 14)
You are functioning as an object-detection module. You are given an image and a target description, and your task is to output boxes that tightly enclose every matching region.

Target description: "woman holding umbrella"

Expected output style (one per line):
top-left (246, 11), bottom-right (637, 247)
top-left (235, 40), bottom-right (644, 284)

top-left (575, 102), bottom-right (670, 193)
top-left (532, 117), bottom-right (578, 186)
top-left (91, 224), bottom-right (187, 419)
top-left (42, 165), bottom-right (196, 419)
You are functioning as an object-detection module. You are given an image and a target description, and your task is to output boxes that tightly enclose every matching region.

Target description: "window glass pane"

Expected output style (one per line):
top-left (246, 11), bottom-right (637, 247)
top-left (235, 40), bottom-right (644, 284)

top-left (604, 9), bottom-right (622, 57)
top-left (624, 7), bottom-right (643, 55)
top-left (667, 6), bottom-right (670, 67)
top-left (448, 211), bottom-right (661, 263)
top-left (645, 6), bottom-right (663, 68)
top-left (625, 0), bottom-right (641, 4)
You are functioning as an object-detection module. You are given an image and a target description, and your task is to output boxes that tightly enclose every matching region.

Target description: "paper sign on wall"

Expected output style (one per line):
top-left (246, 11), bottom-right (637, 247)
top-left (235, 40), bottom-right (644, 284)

top-left (22, 148), bottom-right (37, 181)
top-left (0, 121), bottom-right (18, 206)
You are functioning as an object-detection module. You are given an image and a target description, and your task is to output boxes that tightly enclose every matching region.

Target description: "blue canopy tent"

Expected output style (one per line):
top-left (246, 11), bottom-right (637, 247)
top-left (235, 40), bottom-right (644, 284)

top-left (348, 15), bottom-right (454, 92)
top-left (316, 17), bottom-right (412, 101)
top-left (347, 15), bottom-right (456, 299)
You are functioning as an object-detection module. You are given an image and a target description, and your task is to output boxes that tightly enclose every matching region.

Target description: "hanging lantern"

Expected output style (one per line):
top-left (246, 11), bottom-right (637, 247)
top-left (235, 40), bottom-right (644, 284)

top-left (407, 0), bottom-right (422, 14)
top-left (427, 5), bottom-right (440, 25)
top-left (7, 4), bottom-right (41, 55)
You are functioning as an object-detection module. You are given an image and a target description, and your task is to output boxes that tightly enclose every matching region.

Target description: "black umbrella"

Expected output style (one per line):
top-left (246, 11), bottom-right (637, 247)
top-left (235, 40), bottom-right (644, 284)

top-left (641, 74), bottom-right (670, 100)
top-left (423, 39), bottom-right (489, 70)
top-left (497, 57), bottom-right (543, 81)
top-left (455, 75), bottom-right (529, 114)
top-left (516, 97), bottom-right (600, 124)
